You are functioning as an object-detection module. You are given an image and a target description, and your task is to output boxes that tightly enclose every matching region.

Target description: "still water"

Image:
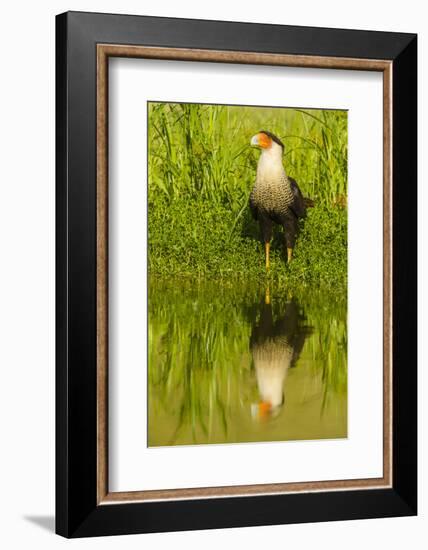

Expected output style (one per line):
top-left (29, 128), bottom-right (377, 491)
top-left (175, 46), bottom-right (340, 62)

top-left (148, 281), bottom-right (347, 447)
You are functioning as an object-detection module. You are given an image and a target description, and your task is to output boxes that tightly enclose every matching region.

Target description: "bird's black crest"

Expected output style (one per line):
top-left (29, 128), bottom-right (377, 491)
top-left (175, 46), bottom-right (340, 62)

top-left (259, 130), bottom-right (284, 149)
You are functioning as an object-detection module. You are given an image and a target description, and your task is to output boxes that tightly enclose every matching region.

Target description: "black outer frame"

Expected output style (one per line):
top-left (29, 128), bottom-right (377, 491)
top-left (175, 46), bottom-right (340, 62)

top-left (56, 11), bottom-right (417, 538)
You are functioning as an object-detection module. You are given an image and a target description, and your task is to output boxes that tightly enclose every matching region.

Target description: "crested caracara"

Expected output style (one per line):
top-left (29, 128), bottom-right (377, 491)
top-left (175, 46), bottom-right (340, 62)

top-left (249, 130), bottom-right (313, 269)
top-left (250, 296), bottom-right (312, 420)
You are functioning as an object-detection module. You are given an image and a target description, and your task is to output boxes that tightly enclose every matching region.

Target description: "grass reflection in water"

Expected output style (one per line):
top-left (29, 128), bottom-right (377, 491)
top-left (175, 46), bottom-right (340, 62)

top-left (148, 280), bottom-right (347, 447)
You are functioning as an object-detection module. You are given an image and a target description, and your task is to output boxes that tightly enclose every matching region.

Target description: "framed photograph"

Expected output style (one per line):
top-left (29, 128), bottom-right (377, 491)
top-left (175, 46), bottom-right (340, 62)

top-left (56, 11), bottom-right (417, 537)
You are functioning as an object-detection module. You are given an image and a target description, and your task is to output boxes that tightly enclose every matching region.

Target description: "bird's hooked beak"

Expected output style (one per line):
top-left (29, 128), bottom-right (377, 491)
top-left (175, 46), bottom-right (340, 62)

top-left (250, 134), bottom-right (260, 147)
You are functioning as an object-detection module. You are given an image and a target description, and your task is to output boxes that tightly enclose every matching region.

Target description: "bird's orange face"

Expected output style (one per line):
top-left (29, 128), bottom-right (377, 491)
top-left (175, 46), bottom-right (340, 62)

top-left (251, 400), bottom-right (273, 421)
top-left (258, 400), bottom-right (272, 418)
top-left (250, 132), bottom-right (273, 149)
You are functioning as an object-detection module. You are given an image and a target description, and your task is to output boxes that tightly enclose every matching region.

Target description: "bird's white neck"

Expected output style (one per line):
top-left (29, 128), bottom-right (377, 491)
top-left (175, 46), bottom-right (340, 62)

top-left (256, 144), bottom-right (286, 182)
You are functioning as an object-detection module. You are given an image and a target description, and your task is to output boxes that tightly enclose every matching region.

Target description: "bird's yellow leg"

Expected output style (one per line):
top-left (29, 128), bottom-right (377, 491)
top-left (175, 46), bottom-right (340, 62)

top-left (287, 247), bottom-right (293, 263)
top-left (265, 242), bottom-right (270, 271)
top-left (265, 285), bottom-right (270, 305)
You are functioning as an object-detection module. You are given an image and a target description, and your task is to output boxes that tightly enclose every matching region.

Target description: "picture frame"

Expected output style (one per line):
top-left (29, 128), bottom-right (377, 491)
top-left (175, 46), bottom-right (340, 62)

top-left (56, 11), bottom-right (417, 538)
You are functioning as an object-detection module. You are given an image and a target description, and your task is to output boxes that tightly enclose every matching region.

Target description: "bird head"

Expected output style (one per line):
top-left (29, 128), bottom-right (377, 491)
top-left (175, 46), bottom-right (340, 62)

top-left (250, 131), bottom-right (284, 152)
top-left (251, 399), bottom-right (283, 421)
top-left (251, 400), bottom-right (272, 421)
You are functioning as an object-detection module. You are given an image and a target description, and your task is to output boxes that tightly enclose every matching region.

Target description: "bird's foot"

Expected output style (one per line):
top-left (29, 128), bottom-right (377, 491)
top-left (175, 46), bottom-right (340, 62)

top-left (265, 242), bottom-right (271, 271)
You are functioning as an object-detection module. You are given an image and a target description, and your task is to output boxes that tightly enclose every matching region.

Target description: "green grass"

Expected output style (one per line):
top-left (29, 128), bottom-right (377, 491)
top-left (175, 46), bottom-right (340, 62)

top-left (148, 102), bottom-right (348, 290)
top-left (149, 195), bottom-right (347, 288)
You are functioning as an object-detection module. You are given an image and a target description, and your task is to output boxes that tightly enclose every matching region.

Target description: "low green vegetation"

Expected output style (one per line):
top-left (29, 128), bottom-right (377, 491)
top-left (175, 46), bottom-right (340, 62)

top-left (149, 196), bottom-right (347, 288)
top-left (148, 102), bottom-right (348, 291)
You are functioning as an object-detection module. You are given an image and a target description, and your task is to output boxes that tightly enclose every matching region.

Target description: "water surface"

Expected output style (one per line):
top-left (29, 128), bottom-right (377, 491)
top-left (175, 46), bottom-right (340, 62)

top-left (148, 281), bottom-right (347, 446)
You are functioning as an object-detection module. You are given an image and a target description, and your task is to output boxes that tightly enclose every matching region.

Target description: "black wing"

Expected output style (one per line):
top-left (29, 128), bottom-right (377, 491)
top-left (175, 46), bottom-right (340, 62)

top-left (288, 177), bottom-right (307, 219)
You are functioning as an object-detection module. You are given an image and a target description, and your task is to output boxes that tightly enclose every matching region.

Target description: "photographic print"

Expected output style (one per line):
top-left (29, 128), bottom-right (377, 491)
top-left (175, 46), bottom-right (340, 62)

top-left (148, 102), bottom-right (348, 447)
top-left (57, 14), bottom-right (417, 536)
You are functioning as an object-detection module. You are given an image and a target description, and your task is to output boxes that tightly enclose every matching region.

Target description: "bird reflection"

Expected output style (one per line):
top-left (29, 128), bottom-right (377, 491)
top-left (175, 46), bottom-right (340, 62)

top-left (250, 289), bottom-right (312, 420)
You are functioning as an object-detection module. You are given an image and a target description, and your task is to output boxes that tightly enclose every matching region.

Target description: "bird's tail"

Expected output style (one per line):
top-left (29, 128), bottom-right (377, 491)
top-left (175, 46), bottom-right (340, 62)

top-left (304, 197), bottom-right (315, 208)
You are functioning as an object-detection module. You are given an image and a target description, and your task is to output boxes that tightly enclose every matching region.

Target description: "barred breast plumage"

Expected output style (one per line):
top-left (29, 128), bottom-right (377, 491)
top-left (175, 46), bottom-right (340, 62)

top-left (250, 173), bottom-right (294, 219)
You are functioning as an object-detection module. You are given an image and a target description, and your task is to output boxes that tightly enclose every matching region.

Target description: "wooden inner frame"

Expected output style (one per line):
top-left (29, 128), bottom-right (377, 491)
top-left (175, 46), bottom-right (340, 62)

top-left (96, 44), bottom-right (393, 505)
